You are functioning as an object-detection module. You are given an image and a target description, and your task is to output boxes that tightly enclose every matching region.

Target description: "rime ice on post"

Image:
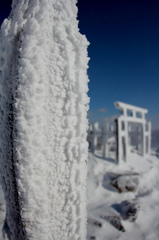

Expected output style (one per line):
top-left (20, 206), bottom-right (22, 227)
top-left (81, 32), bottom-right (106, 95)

top-left (0, 1), bottom-right (89, 240)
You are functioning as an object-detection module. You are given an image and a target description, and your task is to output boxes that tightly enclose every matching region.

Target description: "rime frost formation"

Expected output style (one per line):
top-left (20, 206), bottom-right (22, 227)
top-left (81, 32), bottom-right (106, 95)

top-left (0, 0), bottom-right (89, 240)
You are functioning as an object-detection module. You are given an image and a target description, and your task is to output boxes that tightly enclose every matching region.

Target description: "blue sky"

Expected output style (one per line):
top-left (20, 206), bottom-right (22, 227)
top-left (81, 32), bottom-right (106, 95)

top-left (0, 0), bottom-right (159, 129)
top-left (77, 0), bottom-right (159, 129)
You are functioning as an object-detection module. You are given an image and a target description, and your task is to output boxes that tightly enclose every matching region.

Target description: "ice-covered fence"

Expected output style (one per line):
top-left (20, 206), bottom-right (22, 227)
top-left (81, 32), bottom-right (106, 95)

top-left (103, 120), bottom-right (116, 159)
top-left (88, 120), bottom-right (116, 157)
top-left (88, 122), bottom-right (102, 153)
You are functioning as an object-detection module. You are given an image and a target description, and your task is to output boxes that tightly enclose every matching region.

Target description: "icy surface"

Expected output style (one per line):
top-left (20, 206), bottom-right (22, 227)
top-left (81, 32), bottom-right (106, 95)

top-left (87, 151), bottom-right (159, 240)
top-left (0, 0), bottom-right (89, 240)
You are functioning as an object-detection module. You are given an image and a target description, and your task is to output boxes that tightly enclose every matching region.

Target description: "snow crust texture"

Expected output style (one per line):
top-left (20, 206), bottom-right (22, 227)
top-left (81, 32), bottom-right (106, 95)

top-left (0, 1), bottom-right (89, 240)
top-left (87, 152), bottom-right (159, 240)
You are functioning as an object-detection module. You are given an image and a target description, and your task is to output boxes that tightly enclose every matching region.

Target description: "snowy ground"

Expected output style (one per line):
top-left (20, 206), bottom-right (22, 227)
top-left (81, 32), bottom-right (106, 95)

top-left (87, 151), bottom-right (159, 240)
top-left (0, 151), bottom-right (159, 239)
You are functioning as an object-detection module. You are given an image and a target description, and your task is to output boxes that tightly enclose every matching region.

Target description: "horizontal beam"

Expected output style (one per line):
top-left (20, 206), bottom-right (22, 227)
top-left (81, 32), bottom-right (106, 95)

top-left (118, 116), bottom-right (146, 123)
top-left (115, 101), bottom-right (148, 114)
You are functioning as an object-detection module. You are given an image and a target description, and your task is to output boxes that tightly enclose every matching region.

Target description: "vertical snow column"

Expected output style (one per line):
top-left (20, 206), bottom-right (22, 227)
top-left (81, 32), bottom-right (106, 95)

top-left (92, 122), bottom-right (99, 153)
top-left (103, 121), bottom-right (108, 158)
top-left (0, 0), bottom-right (89, 240)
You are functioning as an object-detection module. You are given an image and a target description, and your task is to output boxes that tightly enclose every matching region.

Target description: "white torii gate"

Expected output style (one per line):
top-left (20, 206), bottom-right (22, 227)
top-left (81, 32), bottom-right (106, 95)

top-left (115, 102), bottom-right (151, 163)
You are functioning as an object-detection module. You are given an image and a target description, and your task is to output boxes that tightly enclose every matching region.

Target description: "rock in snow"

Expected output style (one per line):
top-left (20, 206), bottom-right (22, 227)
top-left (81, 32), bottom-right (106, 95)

top-left (111, 173), bottom-right (139, 193)
top-left (100, 215), bottom-right (125, 232)
top-left (87, 152), bottom-right (159, 240)
top-left (0, 1), bottom-right (89, 240)
top-left (120, 200), bottom-right (140, 222)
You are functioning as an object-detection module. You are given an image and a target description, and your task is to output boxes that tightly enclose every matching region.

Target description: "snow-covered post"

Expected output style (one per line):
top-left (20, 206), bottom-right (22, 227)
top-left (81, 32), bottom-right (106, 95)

top-left (88, 124), bottom-right (93, 150)
top-left (141, 121), bottom-right (146, 156)
top-left (145, 121), bottom-right (151, 155)
top-left (128, 124), bottom-right (132, 145)
top-left (92, 122), bottom-right (99, 153)
top-left (148, 121), bottom-right (151, 154)
top-left (0, 1), bottom-right (89, 240)
top-left (103, 120), bottom-right (109, 158)
top-left (137, 125), bottom-right (142, 151)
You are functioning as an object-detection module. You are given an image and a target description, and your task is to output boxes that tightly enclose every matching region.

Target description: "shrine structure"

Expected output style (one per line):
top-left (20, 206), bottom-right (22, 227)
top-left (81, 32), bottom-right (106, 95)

top-left (114, 102), bottom-right (151, 164)
top-left (88, 102), bottom-right (151, 164)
